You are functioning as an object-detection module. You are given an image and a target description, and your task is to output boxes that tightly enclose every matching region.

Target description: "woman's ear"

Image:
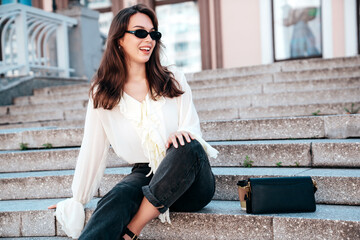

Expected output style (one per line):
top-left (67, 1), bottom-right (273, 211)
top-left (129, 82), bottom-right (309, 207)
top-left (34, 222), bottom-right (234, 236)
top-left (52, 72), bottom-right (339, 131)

top-left (118, 39), bottom-right (123, 48)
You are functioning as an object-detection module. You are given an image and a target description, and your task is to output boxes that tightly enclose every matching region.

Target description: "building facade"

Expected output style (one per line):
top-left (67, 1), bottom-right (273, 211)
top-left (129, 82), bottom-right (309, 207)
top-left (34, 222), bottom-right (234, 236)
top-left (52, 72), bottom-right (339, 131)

top-left (3, 0), bottom-right (359, 73)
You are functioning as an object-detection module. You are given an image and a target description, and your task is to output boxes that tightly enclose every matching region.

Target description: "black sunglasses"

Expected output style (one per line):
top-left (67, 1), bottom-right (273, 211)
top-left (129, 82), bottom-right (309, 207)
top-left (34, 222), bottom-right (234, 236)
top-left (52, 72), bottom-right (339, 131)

top-left (125, 29), bottom-right (162, 40)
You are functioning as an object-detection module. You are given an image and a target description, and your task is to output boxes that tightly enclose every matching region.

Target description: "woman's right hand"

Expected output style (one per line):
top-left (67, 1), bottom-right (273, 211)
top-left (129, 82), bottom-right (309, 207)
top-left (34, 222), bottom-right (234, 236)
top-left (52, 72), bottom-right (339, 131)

top-left (165, 131), bottom-right (194, 149)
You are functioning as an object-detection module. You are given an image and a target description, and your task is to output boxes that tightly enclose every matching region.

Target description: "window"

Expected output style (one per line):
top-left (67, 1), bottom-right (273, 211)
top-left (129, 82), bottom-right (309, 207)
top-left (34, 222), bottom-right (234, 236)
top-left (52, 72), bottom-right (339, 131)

top-left (174, 42), bottom-right (188, 51)
top-left (81, 0), bottom-right (112, 9)
top-left (156, 1), bottom-right (202, 73)
top-left (272, 0), bottom-right (322, 61)
top-left (98, 11), bottom-right (113, 36)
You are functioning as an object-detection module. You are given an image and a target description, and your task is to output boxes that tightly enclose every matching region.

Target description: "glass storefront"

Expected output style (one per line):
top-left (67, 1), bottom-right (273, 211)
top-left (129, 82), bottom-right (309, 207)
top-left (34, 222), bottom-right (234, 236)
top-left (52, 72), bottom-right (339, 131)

top-left (156, 1), bottom-right (202, 73)
top-left (273, 0), bottom-right (322, 61)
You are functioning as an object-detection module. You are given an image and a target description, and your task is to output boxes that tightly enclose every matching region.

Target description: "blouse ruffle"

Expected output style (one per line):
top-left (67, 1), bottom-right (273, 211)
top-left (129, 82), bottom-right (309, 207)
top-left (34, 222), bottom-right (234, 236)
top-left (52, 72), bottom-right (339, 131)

top-left (119, 92), bottom-right (167, 176)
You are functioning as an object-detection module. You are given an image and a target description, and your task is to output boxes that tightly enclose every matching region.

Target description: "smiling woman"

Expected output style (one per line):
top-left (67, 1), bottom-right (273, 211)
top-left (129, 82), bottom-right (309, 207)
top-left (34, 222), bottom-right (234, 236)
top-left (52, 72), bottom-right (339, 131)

top-left (119, 13), bottom-right (157, 68)
top-left (50, 3), bottom-right (218, 240)
top-left (89, 5), bottom-right (184, 109)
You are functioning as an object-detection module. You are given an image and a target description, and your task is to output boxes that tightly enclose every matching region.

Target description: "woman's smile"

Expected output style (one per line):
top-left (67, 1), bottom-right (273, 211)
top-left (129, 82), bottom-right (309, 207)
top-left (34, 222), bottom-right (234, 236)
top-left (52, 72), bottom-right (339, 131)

top-left (139, 45), bottom-right (152, 54)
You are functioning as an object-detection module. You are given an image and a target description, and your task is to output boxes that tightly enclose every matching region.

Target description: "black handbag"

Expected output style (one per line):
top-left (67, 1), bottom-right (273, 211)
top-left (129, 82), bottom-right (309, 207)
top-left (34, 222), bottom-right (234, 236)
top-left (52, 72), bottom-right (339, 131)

top-left (237, 176), bottom-right (317, 214)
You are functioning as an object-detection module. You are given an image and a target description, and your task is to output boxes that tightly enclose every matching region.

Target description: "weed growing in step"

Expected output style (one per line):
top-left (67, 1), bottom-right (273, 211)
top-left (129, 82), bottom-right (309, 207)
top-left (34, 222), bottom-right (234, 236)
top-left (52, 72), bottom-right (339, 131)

top-left (20, 143), bottom-right (28, 150)
top-left (243, 155), bottom-right (254, 168)
top-left (276, 161), bottom-right (283, 167)
top-left (295, 162), bottom-right (300, 167)
top-left (42, 143), bottom-right (53, 149)
top-left (344, 103), bottom-right (360, 114)
top-left (312, 110), bottom-right (321, 116)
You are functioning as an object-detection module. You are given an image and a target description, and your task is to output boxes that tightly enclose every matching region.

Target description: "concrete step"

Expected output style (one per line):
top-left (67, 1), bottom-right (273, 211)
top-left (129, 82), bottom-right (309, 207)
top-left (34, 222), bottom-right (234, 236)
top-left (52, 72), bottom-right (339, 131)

top-left (1, 167), bottom-right (359, 205)
top-left (201, 114), bottom-right (360, 141)
top-left (187, 63), bottom-right (279, 81)
top-left (213, 139), bottom-right (360, 168)
top-left (238, 102), bottom-right (360, 119)
top-left (33, 83), bottom-right (90, 97)
top-left (2, 86), bottom-right (359, 125)
top-left (188, 66), bottom-right (360, 89)
top-left (0, 76), bottom-right (88, 107)
top-left (249, 55), bottom-right (357, 74)
top-left (0, 119), bottom-right (85, 130)
top-left (263, 76), bottom-right (360, 94)
top-left (0, 108), bottom-right (86, 125)
top-left (1, 198), bottom-right (359, 239)
top-left (187, 56), bottom-right (360, 81)
top-left (2, 100), bottom-right (359, 128)
top-left (1, 139), bottom-right (359, 173)
top-left (0, 101), bottom-right (87, 117)
top-left (194, 87), bottom-right (360, 111)
top-left (191, 77), bottom-right (360, 98)
top-left (273, 66), bottom-right (360, 82)
top-left (0, 147), bottom-right (129, 173)
top-left (13, 93), bottom-right (88, 106)
top-left (11, 78), bottom-right (355, 106)
top-left (0, 114), bottom-right (359, 150)
top-left (0, 111), bottom-right (65, 125)
top-left (198, 102), bottom-right (360, 120)
top-left (279, 55), bottom-right (360, 72)
top-left (9, 71), bottom-right (360, 106)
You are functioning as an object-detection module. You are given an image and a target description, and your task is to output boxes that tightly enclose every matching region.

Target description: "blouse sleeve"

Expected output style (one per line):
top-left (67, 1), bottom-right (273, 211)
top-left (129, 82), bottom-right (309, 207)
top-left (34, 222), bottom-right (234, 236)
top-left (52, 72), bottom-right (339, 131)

top-left (176, 70), bottom-right (218, 159)
top-left (55, 98), bottom-right (110, 239)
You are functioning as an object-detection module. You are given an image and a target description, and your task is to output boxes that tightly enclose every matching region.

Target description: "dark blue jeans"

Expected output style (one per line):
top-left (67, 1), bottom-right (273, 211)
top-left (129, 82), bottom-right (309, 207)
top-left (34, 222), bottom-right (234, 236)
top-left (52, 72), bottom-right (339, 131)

top-left (79, 139), bottom-right (215, 240)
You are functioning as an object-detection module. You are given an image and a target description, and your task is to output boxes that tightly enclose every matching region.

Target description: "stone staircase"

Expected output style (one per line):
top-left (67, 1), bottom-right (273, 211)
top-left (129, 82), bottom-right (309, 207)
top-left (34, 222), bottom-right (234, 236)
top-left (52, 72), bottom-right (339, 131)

top-left (1, 56), bottom-right (360, 239)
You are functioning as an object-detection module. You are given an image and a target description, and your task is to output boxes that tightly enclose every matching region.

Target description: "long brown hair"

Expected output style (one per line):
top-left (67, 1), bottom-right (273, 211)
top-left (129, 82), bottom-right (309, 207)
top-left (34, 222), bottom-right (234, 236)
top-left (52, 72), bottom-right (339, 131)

top-left (90, 4), bottom-right (183, 110)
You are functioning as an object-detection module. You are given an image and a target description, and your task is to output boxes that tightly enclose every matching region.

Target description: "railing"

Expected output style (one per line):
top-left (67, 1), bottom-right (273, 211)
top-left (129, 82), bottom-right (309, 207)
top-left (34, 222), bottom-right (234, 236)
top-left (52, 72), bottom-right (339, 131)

top-left (0, 3), bottom-right (77, 77)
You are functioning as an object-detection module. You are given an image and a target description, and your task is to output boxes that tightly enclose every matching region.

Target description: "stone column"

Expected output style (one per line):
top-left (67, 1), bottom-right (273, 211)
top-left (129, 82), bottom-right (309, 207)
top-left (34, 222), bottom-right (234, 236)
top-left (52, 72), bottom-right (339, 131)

top-left (57, 5), bottom-right (102, 80)
top-left (111, 0), bottom-right (124, 15)
top-left (137, 0), bottom-right (155, 9)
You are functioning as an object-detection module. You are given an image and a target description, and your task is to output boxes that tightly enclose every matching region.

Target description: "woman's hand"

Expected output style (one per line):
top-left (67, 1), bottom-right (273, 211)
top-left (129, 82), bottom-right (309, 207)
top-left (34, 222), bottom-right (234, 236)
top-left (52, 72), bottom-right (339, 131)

top-left (166, 131), bottom-right (194, 149)
top-left (48, 204), bottom-right (57, 209)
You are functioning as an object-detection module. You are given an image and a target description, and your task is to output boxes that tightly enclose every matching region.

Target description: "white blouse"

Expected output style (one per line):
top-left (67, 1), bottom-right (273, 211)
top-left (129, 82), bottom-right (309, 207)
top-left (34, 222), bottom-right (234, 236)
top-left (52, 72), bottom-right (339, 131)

top-left (55, 67), bottom-right (218, 238)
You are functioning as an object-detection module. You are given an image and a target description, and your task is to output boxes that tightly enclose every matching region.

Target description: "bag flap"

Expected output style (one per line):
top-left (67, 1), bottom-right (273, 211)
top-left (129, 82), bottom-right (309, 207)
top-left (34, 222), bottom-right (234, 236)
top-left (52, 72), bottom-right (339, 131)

top-left (247, 176), bottom-right (316, 214)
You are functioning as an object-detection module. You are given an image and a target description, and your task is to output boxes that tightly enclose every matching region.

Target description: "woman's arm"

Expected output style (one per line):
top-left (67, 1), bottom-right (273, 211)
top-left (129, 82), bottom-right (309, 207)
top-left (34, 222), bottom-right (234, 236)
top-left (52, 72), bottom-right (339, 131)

top-left (53, 98), bottom-right (110, 238)
top-left (175, 70), bottom-right (218, 158)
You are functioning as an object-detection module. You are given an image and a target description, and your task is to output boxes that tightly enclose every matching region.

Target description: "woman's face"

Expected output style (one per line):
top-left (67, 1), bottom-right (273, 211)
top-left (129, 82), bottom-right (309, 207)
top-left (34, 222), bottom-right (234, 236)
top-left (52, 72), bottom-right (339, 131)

top-left (119, 13), bottom-right (156, 66)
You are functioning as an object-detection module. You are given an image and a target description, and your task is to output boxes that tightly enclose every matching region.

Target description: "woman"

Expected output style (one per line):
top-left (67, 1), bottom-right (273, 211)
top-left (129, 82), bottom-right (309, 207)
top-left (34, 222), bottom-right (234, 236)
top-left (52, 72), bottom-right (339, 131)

top-left (49, 4), bottom-right (217, 240)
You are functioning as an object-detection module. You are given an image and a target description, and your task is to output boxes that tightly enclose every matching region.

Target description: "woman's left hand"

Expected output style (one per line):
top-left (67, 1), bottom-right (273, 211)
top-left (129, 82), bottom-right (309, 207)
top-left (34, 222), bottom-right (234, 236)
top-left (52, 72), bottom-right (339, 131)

top-left (166, 131), bottom-right (194, 149)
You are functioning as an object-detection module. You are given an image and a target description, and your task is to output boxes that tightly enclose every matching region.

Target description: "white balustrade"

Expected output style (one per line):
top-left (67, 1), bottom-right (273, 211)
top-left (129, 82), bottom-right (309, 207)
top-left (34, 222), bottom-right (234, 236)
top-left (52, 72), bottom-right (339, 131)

top-left (0, 3), bottom-right (77, 77)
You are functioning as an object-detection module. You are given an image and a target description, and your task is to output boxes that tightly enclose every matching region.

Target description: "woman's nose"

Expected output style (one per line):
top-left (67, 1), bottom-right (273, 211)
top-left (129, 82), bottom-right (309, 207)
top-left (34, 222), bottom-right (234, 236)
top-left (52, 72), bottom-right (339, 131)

top-left (144, 34), bottom-right (152, 42)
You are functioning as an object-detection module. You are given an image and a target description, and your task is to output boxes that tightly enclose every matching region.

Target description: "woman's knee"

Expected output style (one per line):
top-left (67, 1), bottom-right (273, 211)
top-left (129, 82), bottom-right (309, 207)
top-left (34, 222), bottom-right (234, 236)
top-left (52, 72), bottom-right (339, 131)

top-left (169, 139), bottom-right (206, 159)
top-left (161, 139), bottom-right (208, 176)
